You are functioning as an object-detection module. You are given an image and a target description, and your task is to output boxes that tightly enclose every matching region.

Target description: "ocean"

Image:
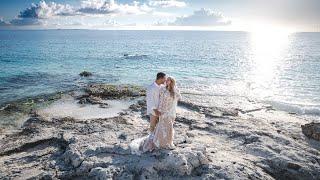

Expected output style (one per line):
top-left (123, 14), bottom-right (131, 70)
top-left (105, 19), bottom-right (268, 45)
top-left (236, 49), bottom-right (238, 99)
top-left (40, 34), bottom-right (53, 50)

top-left (1, 30), bottom-right (320, 118)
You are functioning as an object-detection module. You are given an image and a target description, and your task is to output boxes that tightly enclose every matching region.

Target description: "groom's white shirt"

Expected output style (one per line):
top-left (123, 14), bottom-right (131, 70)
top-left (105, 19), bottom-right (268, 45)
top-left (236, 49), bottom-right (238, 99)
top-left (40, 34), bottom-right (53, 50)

top-left (146, 82), bottom-right (163, 116)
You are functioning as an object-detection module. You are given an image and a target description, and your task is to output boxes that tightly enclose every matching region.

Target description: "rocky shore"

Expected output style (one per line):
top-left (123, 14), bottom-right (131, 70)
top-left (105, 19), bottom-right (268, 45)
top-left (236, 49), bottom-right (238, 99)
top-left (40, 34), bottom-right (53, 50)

top-left (0, 84), bottom-right (320, 179)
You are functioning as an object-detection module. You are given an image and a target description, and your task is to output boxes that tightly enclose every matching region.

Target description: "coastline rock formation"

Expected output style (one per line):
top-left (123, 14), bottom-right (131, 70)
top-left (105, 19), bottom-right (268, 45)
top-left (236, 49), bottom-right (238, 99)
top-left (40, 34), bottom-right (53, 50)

top-left (85, 84), bottom-right (145, 99)
top-left (79, 71), bottom-right (93, 77)
top-left (0, 84), bottom-right (320, 179)
top-left (302, 122), bottom-right (320, 141)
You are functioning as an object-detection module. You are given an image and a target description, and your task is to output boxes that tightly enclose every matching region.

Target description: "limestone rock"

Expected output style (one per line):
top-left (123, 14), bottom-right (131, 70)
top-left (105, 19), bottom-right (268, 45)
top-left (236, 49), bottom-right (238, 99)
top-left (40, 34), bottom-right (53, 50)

top-left (89, 166), bottom-right (121, 180)
top-left (302, 122), bottom-right (320, 141)
top-left (155, 147), bottom-right (209, 176)
top-left (79, 71), bottom-right (93, 77)
top-left (78, 95), bottom-right (109, 107)
top-left (64, 149), bottom-right (84, 168)
top-left (1, 84), bottom-right (320, 180)
top-left (85, 84), bottom-right (146, 99)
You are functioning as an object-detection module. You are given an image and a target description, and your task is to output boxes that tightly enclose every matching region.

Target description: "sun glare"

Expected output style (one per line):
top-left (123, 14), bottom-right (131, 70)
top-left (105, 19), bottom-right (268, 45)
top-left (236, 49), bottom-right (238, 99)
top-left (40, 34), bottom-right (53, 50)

top-left (247, 26), bottom-right (292, 97)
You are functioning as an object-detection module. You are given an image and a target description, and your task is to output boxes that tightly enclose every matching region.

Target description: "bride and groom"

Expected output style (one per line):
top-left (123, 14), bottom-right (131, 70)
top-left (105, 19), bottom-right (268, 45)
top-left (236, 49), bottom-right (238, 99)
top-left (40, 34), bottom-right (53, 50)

top-left (130, 72), bottom-right (181, 154)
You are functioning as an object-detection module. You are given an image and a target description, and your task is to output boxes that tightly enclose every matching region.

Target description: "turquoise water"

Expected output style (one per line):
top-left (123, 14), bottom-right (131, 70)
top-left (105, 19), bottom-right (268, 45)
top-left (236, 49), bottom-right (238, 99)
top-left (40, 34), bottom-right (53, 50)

top-left (1, 30), bottom-right (320, 116)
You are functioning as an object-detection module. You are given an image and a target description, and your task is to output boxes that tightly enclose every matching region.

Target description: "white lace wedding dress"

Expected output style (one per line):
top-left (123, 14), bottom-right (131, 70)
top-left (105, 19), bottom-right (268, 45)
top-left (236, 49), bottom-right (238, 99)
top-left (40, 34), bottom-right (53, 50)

top-left (130, 87), bottom-right (181, 155)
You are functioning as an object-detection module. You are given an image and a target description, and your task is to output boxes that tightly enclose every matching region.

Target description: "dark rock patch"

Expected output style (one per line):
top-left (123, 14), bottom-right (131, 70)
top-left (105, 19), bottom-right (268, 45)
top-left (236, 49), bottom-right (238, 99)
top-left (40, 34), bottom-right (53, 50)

top-left (79, 71), bottom-right (93, 77)
top-left (302, 123), bottom-right (320, 141)
top-left (85, 84), bottom-right (145, 99)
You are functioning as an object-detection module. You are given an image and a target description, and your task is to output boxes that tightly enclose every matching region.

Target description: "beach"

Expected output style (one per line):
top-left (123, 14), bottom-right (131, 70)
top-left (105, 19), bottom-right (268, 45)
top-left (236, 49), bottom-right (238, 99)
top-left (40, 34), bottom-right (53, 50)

top-left (0, 82), bottom-right (319, 179)
top-left (1, 0), bottom-right (320, 177)
top-left (1, 30), bottom-right (320, 179)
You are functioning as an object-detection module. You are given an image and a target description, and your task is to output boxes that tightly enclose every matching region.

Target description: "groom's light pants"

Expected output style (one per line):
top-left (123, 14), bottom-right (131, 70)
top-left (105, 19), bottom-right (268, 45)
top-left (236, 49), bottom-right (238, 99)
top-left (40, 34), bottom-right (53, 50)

top-left (149, 115), bottom-right (159, 132)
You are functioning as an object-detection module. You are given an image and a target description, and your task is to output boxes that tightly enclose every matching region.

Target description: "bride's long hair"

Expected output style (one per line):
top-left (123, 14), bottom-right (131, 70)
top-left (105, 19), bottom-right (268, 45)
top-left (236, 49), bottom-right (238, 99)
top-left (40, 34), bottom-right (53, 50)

top-left (166, 76), bottom-right (176, 98)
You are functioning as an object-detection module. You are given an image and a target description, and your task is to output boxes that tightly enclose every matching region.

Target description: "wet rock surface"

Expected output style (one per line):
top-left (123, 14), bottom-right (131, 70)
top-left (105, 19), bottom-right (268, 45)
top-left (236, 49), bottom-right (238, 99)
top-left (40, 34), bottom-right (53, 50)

top-left (0, 84), bottom-right (320, 179)
top-left (85, 84), bottom-right (146, 99)
top-left (79, 71), bottom-right (93, 77)
top-left (302, 122), bottom-right (320, 141)
top-left (0, 92), bottom-right (66, 132)
top-left (78, 95), bottom-right (109, 108)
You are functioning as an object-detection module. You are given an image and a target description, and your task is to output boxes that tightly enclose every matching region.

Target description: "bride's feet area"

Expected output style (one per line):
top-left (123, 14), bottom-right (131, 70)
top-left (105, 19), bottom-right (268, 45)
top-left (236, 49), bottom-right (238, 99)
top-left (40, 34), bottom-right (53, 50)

top-left (154, 144), bottom-right (176, 151)
top-left (167, 144), bottom-right (176, 150)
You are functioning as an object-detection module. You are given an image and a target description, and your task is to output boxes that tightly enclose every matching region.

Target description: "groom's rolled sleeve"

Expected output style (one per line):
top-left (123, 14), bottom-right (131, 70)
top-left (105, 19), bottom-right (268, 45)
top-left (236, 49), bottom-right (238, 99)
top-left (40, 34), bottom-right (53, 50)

top-left (151, 91), bottom-right (158, 111)
top-left (147, 94), bottom-right (151, 113)
top-left (147, 87), bottom-right (156, 115)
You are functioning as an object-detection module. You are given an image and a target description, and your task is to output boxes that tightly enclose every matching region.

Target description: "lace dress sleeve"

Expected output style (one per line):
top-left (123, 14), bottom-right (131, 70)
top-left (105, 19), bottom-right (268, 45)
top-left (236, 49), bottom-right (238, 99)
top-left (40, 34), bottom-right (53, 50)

top-left (158, 88), bottom-right (167, 113)
top-left (176, 88), bottom-right (182, 101)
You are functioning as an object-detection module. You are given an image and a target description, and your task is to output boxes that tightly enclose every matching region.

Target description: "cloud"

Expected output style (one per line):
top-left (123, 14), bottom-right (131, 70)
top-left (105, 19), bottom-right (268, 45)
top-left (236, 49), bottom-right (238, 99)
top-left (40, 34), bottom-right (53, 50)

top-left (148, 0), bottom-right (186, 8)
top-left (9, 0), bottom-right (153, 26)
top-left (10, 18), bottom-right (43, 26)
top-left (5, 1), bottom-right (230, 29)
top-left (0, 17), bottom-right (10, 26)
top-left (1, 16), bottom-right (41, 27)
top-left (18, 1), bottom-right (75, 19)
top-left (172, 8), bottom-right (231, 26)
top-left (9, 1), bottom-right (75, 26)
top-left (77, 0), bottom-right (151, 15)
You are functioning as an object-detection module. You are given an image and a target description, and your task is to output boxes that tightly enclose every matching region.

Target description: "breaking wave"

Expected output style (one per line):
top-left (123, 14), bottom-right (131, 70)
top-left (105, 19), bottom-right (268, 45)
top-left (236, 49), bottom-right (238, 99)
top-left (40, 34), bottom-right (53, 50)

top-left (264, 100), bottom-right (320, 116)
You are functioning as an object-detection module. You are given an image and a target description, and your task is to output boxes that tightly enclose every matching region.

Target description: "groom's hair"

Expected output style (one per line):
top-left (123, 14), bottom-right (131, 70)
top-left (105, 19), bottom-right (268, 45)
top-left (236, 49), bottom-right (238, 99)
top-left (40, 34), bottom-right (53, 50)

top-left (156, 72), bottom-right (166, 80)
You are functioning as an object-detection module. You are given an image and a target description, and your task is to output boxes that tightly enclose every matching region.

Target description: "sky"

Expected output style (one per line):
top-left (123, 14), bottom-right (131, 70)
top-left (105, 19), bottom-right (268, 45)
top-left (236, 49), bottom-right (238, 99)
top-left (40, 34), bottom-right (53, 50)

top-left (0, 0), bottom-right (319, 32)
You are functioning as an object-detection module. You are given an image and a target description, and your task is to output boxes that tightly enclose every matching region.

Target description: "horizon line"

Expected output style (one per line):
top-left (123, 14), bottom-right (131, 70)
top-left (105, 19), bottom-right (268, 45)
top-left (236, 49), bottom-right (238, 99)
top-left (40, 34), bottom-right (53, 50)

top-left (0, 28), bottom-right (319, 33)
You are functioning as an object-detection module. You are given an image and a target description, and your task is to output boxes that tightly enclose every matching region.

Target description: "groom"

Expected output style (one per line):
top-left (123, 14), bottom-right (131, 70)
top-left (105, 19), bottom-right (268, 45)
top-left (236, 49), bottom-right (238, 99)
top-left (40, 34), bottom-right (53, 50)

top-left (146, 72), bottom-right (166, 132)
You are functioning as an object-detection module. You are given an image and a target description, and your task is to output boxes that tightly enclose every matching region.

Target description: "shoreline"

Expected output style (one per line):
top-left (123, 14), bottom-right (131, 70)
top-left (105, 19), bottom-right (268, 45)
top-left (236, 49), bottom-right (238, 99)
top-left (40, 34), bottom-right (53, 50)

top-left (0, 90), bottom-right (73, 132)
top-left (0, 83), bottom-right (319, 179)
top-left (0, 83), bottom-right (145, 131)
top-left (1, 83), bottom-right (319, 131)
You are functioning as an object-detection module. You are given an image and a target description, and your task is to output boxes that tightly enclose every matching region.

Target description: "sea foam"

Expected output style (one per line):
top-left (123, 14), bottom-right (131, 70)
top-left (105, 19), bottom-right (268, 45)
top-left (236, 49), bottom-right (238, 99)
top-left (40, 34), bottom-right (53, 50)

top-left (264, 100), bottom-right (320, 116)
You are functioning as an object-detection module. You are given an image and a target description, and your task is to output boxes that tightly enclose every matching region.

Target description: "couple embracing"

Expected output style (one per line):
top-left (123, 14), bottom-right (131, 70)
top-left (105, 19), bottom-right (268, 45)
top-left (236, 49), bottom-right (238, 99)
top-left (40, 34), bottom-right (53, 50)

top-left (130, 72), bottom-right (181, 154)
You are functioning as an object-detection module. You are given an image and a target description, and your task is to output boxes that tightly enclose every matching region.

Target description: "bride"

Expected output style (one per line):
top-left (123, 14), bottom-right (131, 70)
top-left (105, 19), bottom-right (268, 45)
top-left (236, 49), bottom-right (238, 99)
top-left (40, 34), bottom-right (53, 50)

top-left (130, 77), bottom-right (181, 154)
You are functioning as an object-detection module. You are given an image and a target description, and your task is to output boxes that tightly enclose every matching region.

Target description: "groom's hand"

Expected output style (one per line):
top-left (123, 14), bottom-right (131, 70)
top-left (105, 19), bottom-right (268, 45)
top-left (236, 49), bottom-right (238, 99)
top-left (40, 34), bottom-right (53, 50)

top-left (154, 109), bottom-right (161, 116)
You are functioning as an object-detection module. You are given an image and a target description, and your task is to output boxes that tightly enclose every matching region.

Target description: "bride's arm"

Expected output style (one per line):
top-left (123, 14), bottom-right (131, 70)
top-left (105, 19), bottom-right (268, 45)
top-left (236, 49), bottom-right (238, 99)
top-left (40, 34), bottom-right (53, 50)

top-left (157, 88), bottom-right (166, 114)
top-left (176, 88), bottom-right (182, 101)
